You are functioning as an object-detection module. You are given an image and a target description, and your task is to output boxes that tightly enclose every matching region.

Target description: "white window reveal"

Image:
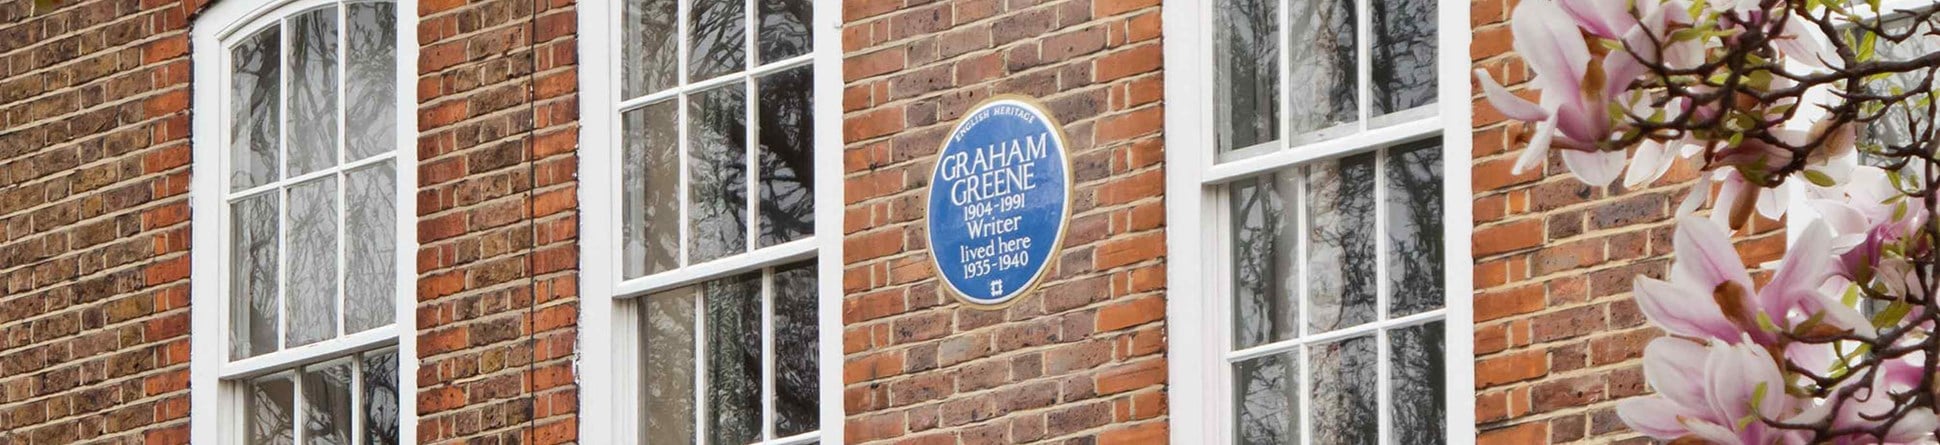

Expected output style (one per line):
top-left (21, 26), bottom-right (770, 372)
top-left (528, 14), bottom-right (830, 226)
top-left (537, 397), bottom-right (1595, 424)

top-left (1164, 0), bottom-right (1474, 442)
top-left (189, 0), bottom-right (418, 442)
top-left (575, 0), bottom-right (844, 441)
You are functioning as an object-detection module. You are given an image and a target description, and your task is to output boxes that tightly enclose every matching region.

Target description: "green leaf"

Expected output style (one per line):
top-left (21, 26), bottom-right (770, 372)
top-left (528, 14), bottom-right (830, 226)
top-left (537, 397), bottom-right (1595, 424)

top-left (1859, 31), bottom-right (1879, 62)
top-left (32, 0), bottom-right (58, 14)
top-left (1804, 170), bottom-right (1838, 187)
top-left (1873, 301), bottom-right (1912, 329)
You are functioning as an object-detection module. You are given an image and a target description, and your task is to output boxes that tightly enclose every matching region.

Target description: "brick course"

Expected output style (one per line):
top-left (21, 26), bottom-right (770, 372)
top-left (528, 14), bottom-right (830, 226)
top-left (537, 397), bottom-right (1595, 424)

top-left (0, 0), bottom-right (198, 442)
top-left (411, 0), bottom-right (580, 441)
top-left (1468, 0), bottom-right (1788, 443)
top-left (840, 0), bottom-right (1168, 443)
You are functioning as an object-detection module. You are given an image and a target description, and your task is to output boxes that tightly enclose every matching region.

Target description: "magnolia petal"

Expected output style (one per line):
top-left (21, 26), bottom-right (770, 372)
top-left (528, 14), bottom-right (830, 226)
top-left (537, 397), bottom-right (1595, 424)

top-left (1511, 0), bottom-right (1591, 98)
top-left (1512, 114), bottom-right (1559, 175)
top-left (1643, 337), bottom-right (1713, 410)
top-left (1886, 408), bottom-right (1940, 443)
top-left (1808, 200), bottom-right (1871, 237)
top-left (1670, 215), bottom-right (1754, 292)
top-left (1778, 14), bottom-right (1840, 69)
top-left (1560, 148), bottom-right (1624, 187)
top-left (1679, 418), bottom-right (1742, 444)
top-left (1624, 140), bottom-right (1674, 188)
top-left (1602, 50), bottom-right (1646, 100)
top-left (1704, 340), bottom-right (1787, 436)
top-left (1557, 0), bottom-right (1635, 38)
top-left (1760, 220), bottom-right (1831, 319)
top-left (1677, 174), bottom-right (1713, 217)
top-left (1634, 277), bottom-right (1740, 341)
top-left (1756, 179), bottom-right (1789, 219)
top-left (1616, 397), bottom-right (1695, 439)
top-left (1476, 70), bottom-right (1551, 121)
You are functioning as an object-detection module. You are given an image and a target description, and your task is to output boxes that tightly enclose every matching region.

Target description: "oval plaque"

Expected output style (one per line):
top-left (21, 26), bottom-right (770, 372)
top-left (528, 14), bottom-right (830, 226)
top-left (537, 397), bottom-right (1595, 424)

top-left (926, 96), bottom-right (1072, 308)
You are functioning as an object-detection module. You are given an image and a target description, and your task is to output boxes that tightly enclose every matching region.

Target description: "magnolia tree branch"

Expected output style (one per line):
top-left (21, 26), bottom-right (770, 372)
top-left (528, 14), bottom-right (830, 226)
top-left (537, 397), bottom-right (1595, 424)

top-left (1483, 0), bottom-right (1940, 443)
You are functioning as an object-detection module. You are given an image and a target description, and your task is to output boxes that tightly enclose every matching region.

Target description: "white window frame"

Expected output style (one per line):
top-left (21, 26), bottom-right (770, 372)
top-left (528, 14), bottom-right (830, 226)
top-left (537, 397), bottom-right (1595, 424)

top-left (1162, 0), bottom-right (1474, 443)
top-left (574, 0), bottom-right (845, 442)
top-left (188, 0), bottom-right (420, 442)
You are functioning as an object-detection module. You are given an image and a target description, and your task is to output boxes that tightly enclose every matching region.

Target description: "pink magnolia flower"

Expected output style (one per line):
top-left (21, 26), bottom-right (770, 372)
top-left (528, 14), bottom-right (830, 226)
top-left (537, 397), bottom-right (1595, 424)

top-left (1632, 217), bottom-right (1869, 345)
top-left (1475, 0), bottom-right (1627, 186)
top-left (1618, 337), bottom-right (1798, 444)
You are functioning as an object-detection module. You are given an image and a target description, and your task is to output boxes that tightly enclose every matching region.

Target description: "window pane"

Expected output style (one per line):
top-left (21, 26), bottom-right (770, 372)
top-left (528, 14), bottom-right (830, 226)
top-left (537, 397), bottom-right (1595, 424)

top-left (1214, 0), bottom-right (1279, 151)
top-left (248, 374), bottom-right (296, 445)
top-left (689, 0), bottom-right (747, 80)
top-left (642, 286), bottom-right (699, 443)
top-left (705, 272), bottom-right (762, 445)
top-left (1288, 0), bottom-right (1357, 138)
top-left (1233, 352), bottom-right (1299, 445)
top-left (287, 177), bottom-right (340, 347)
top-left (231, 28), bottom-right (281, 191)
top-left (625, 101), bottom-right (682, 277)
top-left (1391, 322), bottom-right (1447, 444)
top-left (1309, 336), bottom-right (1376, 445)
top-left (345, 2), bottom-right (397, 161)
top-left (232, 193), bottom-right (281, 359)
top-left (346, 164), bottom-right (396, 333)
top-left (623, 0), bottom-right (678, 97)
top-left (302, 362), bottom-right (354, 445)
top-left (773, 261), bottom-right (819, 436)
top-left (756, 0), bottom-right (811, 63)
top-left (689, 85), bottom-right (749, 264)
top-left (758, 67), bottom-right (814, 248)
top-left (363, 350), bottom-right (401, 445)
top-left (1386, 141), bottom-right (1444, 316)
top-left (1230, 174), bottom-right (1298, 349)
top-left (1306, 153), bottom-right (1376, 333)
top-left (286, 8), bottom-right (341, 177)
top-left (1371, 0), bottom-right (1436, 116)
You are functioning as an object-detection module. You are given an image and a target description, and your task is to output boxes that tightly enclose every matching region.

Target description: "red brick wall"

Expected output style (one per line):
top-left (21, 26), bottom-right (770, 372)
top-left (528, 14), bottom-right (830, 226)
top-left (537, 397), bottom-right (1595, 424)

top-left (1468, 0), bottom-right (1787, 443)
top-left (411, 0), bottom-right (579, 440)
top-left (839, 0), bottom-right (1169, 443)
top-left (0, 0), bottom-right (197, 442)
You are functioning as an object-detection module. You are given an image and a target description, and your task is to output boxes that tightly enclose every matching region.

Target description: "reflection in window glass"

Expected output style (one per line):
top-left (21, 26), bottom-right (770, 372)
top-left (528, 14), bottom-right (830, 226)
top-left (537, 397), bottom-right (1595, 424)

top-left (689, 0), bottom-right (747, 79)
top-left (286, 177), bottom-right (340, 348)
top-left (286, 9), bottom-right (340, 177)
top-left (248, 374), bottom-right (296, 445)
top-left (363, 350), bottom-right (401, 445)
top-left (638, 262), bottom-right (820, 444)
top-left (1391, 322), bottom-right (1447, 444)
top-left (772, 262), bottom-right (820, 436)
top-left (624, 0), bottom-right (678, 97)
top-left (302, 362), bottom-right (354, 444)
top-left (1371, 0), bottom-right (1436, 116)
top-left (624, 101), bottom-right (682, 278)
top-left (1231, 174), bottom-right (1299, 349)
top-left (642, 286), bottom-right (699, 443)
top-left (758, 67), bottom-right (816, 248)
top-left (1310, 336), bottom-right (1378, 445)
top-left (1386, 141), bottom-right (1444, 316)
top-left (1234, 352), bottom-right (1299, 445)
top-left (689, 85), bottom-right (751, 263)
top-left (706, 273), bottom-right (763, 445)
top-left (230, 28), bottom-right (281, 191)
top-left (232, 193), bottom-right (281, 359)
top-left (1306, 153), bottom-right (1377, 333)
top-left (1222, 140), bottom-right (1447, 444)
top-left (345, 2), bottom-right (398, 161)
top-left (1287, 0), bottom-right (1358, 138)
top-left (1215, 0), bottom-right (1279, 152)
top-left (756, 0), bottom-right (812, 63)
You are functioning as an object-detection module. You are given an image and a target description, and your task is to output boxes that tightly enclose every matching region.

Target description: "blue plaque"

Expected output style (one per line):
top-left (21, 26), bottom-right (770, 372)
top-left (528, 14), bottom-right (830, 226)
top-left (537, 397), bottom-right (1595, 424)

top-left (926, 97), bottom-right (1072, 308)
